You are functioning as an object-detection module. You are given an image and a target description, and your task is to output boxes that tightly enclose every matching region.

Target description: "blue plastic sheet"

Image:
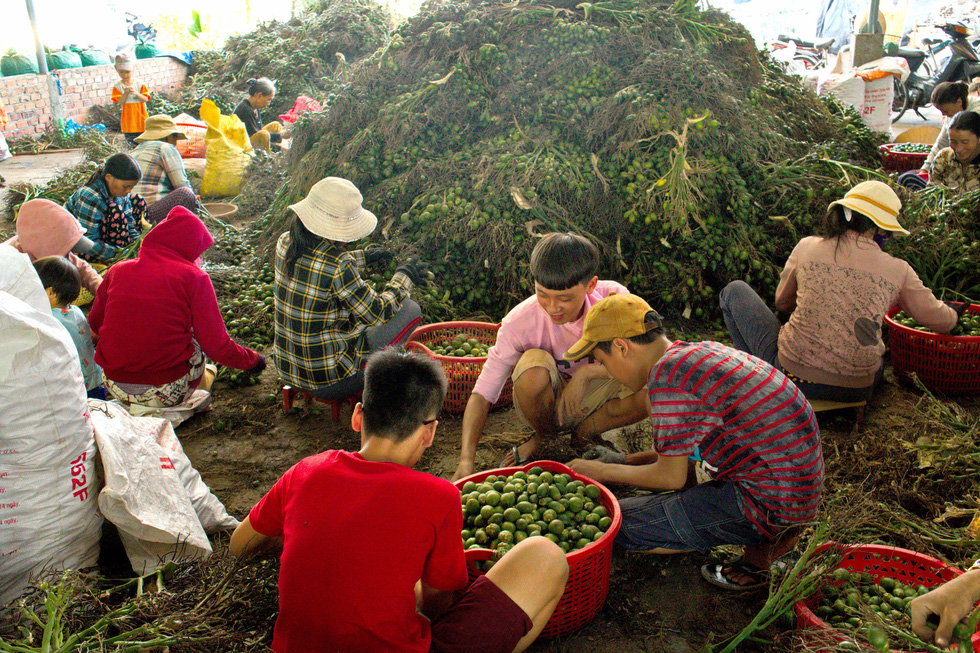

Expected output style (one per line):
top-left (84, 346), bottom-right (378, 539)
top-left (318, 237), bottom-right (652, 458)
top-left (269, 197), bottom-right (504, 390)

top-left (62, 119), bottom-right (107, 135)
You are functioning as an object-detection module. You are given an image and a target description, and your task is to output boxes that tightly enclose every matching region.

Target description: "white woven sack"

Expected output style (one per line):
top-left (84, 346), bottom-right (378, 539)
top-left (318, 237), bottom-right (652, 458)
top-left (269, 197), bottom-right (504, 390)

top-left (89, 402), bottom-right (238, 574)
top-left (0, 250), bottom-right (101, 605)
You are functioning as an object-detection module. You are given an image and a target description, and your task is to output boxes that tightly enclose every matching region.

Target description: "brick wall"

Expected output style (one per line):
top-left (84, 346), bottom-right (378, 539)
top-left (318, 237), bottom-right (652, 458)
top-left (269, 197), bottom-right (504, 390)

top-left (2, 57), bottom-right (189, 141)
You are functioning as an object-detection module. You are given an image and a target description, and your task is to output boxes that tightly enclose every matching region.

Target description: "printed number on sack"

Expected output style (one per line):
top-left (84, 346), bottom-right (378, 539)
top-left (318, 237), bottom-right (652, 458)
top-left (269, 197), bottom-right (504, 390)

top-left (70, 452), bottom-right (88, 501)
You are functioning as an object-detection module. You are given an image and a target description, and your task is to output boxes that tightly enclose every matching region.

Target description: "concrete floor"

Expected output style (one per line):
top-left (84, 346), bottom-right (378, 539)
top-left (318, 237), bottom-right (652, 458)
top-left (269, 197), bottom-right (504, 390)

top-left (892, 104), bottom-right (943, 139)
top-left (0, 149), bottom-right (87, 221)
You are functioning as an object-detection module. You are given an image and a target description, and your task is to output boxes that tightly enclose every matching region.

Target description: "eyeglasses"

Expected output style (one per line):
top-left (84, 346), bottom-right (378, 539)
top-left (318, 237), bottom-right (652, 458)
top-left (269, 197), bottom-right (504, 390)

top-left (422, 415), bottom-right (439, 426)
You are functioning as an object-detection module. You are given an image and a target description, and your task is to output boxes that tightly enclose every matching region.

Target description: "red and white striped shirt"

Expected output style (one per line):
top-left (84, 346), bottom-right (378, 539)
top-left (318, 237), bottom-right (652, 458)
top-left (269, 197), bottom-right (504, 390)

top-left (648, 341), bottom-right (824, 538)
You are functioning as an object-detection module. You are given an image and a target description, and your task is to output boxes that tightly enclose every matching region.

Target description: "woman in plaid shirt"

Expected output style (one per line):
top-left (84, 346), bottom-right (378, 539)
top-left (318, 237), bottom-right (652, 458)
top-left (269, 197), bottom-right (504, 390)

top-left (274, 178), bottom-right (428, 400)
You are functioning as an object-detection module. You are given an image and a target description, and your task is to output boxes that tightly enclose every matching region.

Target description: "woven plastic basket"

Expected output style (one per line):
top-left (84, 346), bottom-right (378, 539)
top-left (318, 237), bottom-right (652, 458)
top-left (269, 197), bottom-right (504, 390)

top-left (406, 321), bottom-right (511, 414)
top-left (884, 305), bottom-right (980, 395)
top-left (455, 461), bottom-right (622, 639)
top-left (879, 143), bottom-right (929, 173)
top-left (795, 543), bottom-right (980, 652)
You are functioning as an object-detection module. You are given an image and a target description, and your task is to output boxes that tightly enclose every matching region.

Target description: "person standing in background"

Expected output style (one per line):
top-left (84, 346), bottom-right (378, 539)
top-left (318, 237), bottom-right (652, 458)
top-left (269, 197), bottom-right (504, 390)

top-left (112, 53), bottom-right (149, 144)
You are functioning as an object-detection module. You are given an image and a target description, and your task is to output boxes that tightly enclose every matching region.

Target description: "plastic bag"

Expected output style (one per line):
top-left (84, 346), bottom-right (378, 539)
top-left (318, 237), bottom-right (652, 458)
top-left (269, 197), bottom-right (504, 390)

top-left (174, 112), bottom-right (208, 159)
top-left (89, 401), bottom-right (239, 574)
top-left (200, 99), bottom-right (253, 197)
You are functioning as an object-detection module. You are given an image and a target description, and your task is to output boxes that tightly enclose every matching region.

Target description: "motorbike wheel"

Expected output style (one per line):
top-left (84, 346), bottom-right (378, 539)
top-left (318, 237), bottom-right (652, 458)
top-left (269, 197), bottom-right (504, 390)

top-left (793, 53), bottom-right (822, 70)
top-left (891, 77), bottom-right (909, 123)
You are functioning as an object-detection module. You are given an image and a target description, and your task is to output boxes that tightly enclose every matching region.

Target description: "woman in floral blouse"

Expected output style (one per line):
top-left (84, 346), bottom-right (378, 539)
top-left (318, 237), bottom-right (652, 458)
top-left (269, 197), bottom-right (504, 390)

top-left (930, 110), bottom-right (980, 194)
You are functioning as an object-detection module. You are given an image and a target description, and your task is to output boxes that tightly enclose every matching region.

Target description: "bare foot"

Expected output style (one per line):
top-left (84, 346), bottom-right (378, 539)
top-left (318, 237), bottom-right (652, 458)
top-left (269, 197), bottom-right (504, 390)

top-left (199, 366), bottom-right (217, 393)
top-left (451, 460), bottom-right (474, 483)
top-left (500, 437), bottom-right (540, 467)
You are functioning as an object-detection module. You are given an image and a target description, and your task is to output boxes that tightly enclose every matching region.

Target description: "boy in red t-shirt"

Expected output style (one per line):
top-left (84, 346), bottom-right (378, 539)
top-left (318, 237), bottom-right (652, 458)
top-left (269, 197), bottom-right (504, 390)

top-left (231, 349), bottom-right (568, 652)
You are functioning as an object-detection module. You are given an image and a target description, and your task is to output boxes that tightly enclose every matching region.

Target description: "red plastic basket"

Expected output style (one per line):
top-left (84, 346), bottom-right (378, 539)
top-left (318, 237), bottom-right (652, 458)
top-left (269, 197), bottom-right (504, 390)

top-left (454, 461), bottom-right (622, 639)
top-left (406, 321), bottom-right (512, 414)
top-left (880, 143), bottom-right (929, 173)
top-left (795, 543), bottom-right (979, 652)
top-left (884, 305), bottom-right (980, 395)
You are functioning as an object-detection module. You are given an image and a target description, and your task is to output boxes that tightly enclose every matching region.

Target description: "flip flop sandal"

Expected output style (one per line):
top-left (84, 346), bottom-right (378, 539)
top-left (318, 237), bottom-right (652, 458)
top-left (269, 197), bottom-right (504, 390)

top-left (700, 557), bottom-right (768, 591)
top-left (503, 441), bottom-right (536, 467)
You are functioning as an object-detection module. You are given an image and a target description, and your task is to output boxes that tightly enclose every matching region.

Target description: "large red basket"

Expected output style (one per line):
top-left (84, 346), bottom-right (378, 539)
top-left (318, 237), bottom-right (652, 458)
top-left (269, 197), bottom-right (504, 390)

top-left (406, 321), bottom-right (512, 414)
top-left (880, 143), bottom-right (929, 173)
top-left (795, 543), bottom-right (980, 651)
top-left (884, 305), bottom-right (980, 395)
top-left (454, 461), bottom-right (622, 639)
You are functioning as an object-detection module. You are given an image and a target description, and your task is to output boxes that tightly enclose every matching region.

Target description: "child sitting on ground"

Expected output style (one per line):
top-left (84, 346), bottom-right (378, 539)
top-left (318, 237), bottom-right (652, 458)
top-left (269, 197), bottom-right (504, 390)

top-left (231, 349), bottom-right (569, 653)
top-left (32, 256), bottom-right (105, 399)
top-left (452, 232), bottom-right (648, 481)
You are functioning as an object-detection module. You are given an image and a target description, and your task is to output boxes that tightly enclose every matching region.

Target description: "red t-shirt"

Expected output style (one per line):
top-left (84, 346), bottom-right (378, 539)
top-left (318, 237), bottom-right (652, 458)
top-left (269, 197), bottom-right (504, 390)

top-left (249, 450), bottom-right (468, 652)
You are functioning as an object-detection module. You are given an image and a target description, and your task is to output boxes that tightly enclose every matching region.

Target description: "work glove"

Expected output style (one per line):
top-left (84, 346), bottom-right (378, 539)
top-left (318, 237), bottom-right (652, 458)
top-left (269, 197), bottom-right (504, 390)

top-left (365, 244), bottom-right (393, 266)
top-left (582, 445), bottom-right (626, 465)
top-left (395, 258), bottom-right (430, 287)
top-left (244, 355), bottom-right (267, 377)
top-left (946, 302), bottom-right (970, 319)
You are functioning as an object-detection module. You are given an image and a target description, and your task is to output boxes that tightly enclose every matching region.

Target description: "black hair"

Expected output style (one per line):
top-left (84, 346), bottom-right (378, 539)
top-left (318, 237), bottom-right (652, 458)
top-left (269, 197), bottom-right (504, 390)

top-left (931, 81), bottom-right (969, 109)
top-left (282, 214), bottom-right (327, 277)
top-left (361, 349), bottom-right (448, 442)
top-left (33, 256), bottom-right (81, 305)
top-left (593, 322), bottom-right (664, 356)
top-left (85, 153), bottom-right (141, 189)
top-left (529, 232), bottom-right (600, 290)
top-left (819, 204), bottom-right (877, 239)
top-left (949, 110), bottom-right (980, 138)
top-left (247, 77), bottom-right (276, 97)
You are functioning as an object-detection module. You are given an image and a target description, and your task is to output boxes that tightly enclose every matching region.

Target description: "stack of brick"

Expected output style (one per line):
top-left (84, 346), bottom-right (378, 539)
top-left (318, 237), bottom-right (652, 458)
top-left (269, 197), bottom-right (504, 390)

top-left (1, 57), bottom-right (189, 141)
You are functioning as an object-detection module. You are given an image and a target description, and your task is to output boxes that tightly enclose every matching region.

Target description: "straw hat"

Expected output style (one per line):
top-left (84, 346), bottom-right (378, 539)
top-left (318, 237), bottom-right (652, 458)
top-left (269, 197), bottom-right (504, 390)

top-left (288, 177), bottom-right (377, 242)
top-left (135, 115), bottom-right (187, 143)
top-left (829, 180), bottom-right (908, 235)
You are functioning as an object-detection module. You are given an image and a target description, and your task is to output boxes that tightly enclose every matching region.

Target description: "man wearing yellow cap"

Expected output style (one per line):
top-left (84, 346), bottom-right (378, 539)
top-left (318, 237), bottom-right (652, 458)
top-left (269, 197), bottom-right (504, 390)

top-left (565, 293), bottom-right (824, 590)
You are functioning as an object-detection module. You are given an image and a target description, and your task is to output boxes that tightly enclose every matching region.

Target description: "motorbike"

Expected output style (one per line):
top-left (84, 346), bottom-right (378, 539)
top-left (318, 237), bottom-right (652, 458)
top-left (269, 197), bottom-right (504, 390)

top-left (889, 22), bottom-right (980, 123)
top-left (770, 34), bottom-right (835, 70)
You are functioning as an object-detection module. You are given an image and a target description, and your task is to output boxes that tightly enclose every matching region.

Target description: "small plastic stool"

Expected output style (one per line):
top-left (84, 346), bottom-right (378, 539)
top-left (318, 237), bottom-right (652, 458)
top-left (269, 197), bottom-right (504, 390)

top-left (282, 386), bottom-right (360, 422)
top-left (809, 399), bottom-right (867, 423)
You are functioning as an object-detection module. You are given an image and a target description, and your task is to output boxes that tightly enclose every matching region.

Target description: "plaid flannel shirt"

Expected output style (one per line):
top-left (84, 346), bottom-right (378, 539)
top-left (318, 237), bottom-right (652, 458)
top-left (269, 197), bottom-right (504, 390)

top-left (273, 233), bottom-right (413, 389)
top-left (64, 180), bottom-right (141, 261)
top-left (132, 140), bottom-right (190, 205)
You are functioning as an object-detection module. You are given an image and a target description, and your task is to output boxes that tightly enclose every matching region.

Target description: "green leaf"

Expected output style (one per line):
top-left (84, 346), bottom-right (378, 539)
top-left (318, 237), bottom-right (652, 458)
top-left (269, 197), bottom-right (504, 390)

top-left (189, 10), bottom-right (204, 37)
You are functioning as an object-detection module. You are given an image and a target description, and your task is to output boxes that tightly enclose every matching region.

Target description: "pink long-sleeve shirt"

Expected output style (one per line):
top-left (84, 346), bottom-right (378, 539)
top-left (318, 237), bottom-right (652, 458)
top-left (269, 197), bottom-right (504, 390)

top-left (471, 280), bottom-right (628, 403)
top-left (776, 233), bottom-right (957, 388)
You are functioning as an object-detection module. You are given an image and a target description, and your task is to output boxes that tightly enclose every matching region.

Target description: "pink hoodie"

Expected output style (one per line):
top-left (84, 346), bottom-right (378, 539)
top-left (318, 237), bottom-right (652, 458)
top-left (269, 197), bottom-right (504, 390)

top-left (3, 199), bottom-right (102, 294)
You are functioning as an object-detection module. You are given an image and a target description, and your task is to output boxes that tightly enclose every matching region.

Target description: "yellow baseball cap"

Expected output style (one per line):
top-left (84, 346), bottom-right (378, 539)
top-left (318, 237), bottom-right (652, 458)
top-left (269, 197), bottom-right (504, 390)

top-left (564, 293), bottom-right (663, 362)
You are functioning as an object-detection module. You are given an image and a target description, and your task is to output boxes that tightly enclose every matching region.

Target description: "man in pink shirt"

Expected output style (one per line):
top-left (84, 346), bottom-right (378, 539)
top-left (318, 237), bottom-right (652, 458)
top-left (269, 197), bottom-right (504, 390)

top-left (452, 233), bottom-right (650, 482)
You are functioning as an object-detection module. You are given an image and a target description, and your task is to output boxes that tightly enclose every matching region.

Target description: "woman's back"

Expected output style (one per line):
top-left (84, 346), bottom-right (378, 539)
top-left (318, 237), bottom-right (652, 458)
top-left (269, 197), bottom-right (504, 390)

top-left (777, 233), bottom-right (954, 386)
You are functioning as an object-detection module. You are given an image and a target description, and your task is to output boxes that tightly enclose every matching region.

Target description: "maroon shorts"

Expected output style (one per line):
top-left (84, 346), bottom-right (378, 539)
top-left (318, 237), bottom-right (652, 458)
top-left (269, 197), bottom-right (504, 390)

top-left (429, 575), bottom-right (533, 653)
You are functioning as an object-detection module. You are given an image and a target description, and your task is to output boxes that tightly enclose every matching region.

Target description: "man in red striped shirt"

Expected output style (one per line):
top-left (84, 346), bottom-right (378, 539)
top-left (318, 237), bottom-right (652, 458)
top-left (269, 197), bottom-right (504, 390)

top-left (565, 293), bottom-right (823, 590)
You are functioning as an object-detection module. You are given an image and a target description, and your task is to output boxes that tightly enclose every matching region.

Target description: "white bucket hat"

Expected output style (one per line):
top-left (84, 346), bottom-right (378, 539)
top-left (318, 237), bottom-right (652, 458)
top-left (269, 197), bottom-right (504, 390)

top-left (288, 177), bottom-right (377, 242)
top-left (828, 180), bottom-right (908, 235)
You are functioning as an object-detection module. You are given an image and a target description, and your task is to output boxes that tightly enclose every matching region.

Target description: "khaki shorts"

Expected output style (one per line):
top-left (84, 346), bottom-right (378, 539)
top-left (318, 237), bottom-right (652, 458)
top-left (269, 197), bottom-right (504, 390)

top-left (511, 349), bottom-right (632, 429)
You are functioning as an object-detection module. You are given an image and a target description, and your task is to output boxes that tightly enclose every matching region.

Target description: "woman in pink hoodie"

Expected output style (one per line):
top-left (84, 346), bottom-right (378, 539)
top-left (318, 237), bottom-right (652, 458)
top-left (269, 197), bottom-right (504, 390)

top-left (3, 199), bottom-right (102, 295)
top-left (89, 206), bottom-right (264, 408)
